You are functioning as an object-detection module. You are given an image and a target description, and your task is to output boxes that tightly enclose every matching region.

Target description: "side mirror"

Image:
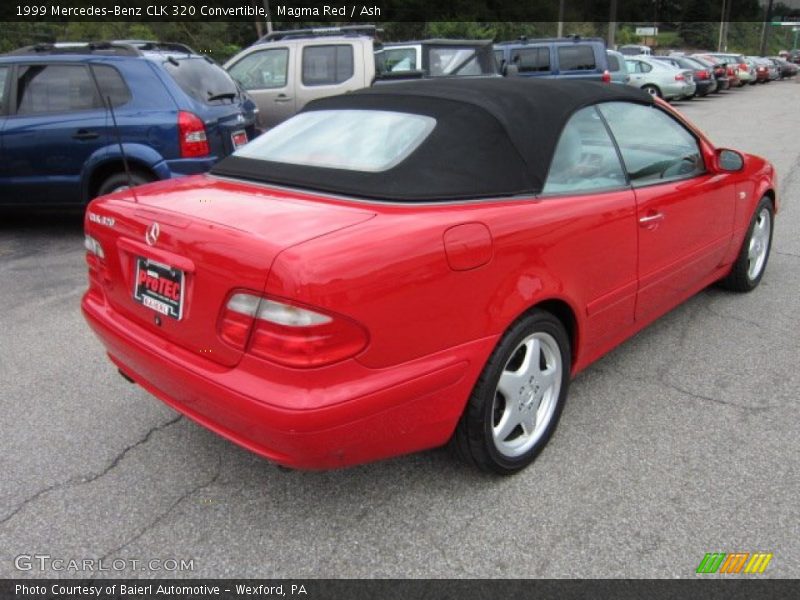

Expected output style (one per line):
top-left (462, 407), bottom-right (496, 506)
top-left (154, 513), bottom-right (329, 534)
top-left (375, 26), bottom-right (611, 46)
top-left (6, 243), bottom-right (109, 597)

top-left (503, 64), bottom-right (519, 77)
top-left (717, 148), bottom-right (744, 172)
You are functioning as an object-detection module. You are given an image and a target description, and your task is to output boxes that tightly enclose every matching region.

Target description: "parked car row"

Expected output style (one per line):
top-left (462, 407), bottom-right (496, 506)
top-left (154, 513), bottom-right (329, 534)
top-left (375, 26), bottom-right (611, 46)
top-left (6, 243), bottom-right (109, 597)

top-left (3, 30), bottom-right (794, 209)
top-left (609, 49), bottom-right (797, 102)
top-left (224, 25), bottom-right (499, 130)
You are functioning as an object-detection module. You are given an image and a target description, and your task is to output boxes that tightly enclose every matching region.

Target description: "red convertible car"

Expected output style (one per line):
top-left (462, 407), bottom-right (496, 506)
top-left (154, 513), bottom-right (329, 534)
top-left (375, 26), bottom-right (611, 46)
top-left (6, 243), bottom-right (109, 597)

top-left (82, 79), bottom-right (776, 474)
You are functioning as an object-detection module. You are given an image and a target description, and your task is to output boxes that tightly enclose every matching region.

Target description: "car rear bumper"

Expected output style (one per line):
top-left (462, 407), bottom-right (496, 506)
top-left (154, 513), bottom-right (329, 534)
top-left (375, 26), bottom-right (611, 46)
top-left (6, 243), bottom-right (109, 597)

top-left (695, 80), bottom-right (716, 95)
top-left (163, 157), bottom-right (220, 177)
top-left (82, 292), bottom-right (493, 469)
top-left (662, 81), bottom-right (693, 99)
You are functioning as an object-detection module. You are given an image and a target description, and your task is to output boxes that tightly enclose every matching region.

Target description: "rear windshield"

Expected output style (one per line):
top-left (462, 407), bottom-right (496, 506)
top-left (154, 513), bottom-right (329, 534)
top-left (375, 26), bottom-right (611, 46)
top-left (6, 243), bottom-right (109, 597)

top-left (233, 109), bottom-right (436, 172)
top-left (161, 57), bottom-right (238, 104)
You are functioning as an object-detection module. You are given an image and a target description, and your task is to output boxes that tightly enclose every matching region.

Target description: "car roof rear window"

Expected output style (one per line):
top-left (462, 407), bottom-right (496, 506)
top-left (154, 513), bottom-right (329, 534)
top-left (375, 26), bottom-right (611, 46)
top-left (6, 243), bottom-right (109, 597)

top-left (234, 109), bottom-right (436, 172)
top-left (161, 57), bottom-right (238, 104)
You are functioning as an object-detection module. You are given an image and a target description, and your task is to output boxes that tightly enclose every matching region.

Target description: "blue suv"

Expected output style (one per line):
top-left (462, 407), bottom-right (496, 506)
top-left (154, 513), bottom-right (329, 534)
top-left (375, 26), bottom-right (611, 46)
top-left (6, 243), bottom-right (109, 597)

top-left (494, 36), bottom-right (611, 82)
top-left (0, 42), bottom-right (257, 206)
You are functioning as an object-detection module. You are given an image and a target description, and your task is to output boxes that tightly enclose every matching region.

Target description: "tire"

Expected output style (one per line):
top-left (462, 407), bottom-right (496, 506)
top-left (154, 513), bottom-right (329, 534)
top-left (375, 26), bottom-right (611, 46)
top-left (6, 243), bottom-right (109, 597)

top-left (95, 170), bottom-right (154, 198)
top-left (719, 196), bottom-right (774, 292)
top-left (451, 310), bottom-right (571, 475)
top-left (642, 84), bottom-right (662, 98)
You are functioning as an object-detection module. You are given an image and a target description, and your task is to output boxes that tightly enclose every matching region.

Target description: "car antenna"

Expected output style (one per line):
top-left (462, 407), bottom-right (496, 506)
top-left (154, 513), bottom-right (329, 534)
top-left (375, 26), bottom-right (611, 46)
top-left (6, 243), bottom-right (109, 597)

top-left (106, 95), bottom-right (139, 202)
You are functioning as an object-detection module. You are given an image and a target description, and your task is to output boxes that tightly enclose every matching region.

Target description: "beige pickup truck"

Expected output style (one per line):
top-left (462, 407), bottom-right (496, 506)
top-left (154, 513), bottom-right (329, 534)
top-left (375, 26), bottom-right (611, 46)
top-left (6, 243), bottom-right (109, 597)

top-left (224, 26), bottom-right (498, 130)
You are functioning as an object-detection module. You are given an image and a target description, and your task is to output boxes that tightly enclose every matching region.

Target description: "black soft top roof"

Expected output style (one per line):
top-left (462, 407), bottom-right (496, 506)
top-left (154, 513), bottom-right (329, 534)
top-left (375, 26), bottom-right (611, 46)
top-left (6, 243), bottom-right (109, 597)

top-left (211, 78), bottom-right (653, 201)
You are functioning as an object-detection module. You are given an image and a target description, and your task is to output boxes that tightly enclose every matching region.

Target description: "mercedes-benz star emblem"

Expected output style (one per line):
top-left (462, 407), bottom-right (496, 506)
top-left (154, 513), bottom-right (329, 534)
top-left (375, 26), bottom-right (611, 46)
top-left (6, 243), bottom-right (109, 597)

top-left (145, 222), bottom-right (160, 246)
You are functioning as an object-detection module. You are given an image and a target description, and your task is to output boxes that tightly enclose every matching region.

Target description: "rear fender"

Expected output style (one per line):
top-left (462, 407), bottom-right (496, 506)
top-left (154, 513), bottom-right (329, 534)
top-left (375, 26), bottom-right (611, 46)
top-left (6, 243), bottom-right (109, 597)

top-left (81, 144), bottom-right (170, 201)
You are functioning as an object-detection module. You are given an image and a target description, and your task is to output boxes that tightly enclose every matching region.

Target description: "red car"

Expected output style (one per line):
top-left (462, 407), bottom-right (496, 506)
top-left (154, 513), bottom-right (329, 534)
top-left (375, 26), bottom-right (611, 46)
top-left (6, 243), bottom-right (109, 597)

top-left (82, 79), bottom-right (777, 474)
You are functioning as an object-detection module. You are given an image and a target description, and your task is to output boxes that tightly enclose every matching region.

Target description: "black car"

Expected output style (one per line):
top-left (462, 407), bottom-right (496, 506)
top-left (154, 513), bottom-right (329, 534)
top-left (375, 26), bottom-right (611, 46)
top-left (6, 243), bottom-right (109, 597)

top-left (652, 55), bottom-right (717, 96)
top-left (770, 57), bottom-right (798, 79)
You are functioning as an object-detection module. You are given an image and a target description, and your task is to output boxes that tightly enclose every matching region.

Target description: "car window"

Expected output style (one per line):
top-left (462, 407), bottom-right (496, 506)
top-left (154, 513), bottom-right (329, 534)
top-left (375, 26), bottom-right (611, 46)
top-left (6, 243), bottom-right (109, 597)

top-left (228, 48), bottom-right (289, 90)
top-left (607, 54), bottom-right (620, 71)
top-left (302, 45), bottom-right (354, 86)
top-left (383, 48), bottom-right (417, 72)
top-left (16, 64), bottom-right (101, 115)
top-left (542, 106), bottom-right (627, 195)
top-left (91, 64), bottom-right (132, 107)
top-left (163, 57), bottom-right (238, 104)
top-left (598, 102), bottom-right (705, 186)
top-left (629, 60), bottom-right (653, 73)
top-left (558, 45), bottom-right (596, 71)
top-left (428, 47), bottom-right (483, 76)
top-left (512, 48), bottom-right (550, 73)
top-left (234, 109), bottom-right (436, 172)
top-left (0, 67), bottom-right (8, 113)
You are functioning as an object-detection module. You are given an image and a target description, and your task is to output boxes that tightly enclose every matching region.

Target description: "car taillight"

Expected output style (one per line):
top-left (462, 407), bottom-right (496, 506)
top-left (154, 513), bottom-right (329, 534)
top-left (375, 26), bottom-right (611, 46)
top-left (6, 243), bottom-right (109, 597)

top-left (698, 70), bottom-right (709, 80)
top-left (739, 63), bottom-right (748, 71)
top-left (675, 73), bottom-right (685, 81)
top-left (601, 69), bottom-right (611, 83)
top-left (84, 234), bottom-right (105, 259)
top-left (219, 292), bottom-right (368, 368)
top-left (178, 111), bottom-right (209, 158)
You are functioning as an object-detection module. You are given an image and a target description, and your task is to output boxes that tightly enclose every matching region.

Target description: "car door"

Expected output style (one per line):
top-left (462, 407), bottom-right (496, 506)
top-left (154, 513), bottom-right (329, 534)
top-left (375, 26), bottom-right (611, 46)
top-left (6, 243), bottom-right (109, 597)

top-left (625, 59), bottom-right (649, 87)
top-left (297, 42), bottom-right (359, 109)
top-left (0, 62), bottom-right (108, 205)
top-left (598, 101), bottom-right (737, 322)
top-left (540, 105), bottom-right (638, 350)
top-left (226, 46), bottom-right (295, 130)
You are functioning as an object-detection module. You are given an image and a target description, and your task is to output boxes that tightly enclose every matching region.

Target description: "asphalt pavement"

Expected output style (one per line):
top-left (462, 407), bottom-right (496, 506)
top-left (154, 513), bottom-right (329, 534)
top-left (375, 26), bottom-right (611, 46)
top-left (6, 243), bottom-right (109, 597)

top-left (0, 80), bottom-right (798, 579)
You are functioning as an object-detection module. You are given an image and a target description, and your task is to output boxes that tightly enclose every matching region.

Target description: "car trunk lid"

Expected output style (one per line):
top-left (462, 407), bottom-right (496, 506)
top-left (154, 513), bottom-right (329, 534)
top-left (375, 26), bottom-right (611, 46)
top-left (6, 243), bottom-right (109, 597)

top-left (86, 176), bottom-right (375, 367)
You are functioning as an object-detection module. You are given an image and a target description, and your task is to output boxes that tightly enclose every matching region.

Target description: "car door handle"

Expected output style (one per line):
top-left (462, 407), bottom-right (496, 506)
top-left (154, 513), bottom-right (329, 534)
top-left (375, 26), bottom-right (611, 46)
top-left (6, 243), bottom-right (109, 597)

top-left (73, 130), bottom-right (99, 140)
top-left (639, 212), bottom-right (665, 227)
top-left (274, 95), bottom-right (292, 103)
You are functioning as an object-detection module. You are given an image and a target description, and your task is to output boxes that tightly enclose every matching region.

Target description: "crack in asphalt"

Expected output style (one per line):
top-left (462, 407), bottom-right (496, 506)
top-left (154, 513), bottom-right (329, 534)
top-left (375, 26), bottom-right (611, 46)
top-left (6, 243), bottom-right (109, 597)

top-left (0, 415), bottom-right (182, 527)
top-left (774, 250), bottom-right (800, 258)
top-left (703, 304), bottom-right (765, 330)
top-left (92, 452), bottom-right (223, 577)
top-left (599, 364), bottom-right (777, 412)
top-left (653, 300), bottom-right (707, 382)
top-left (655, 379), bottom-right (774, 411)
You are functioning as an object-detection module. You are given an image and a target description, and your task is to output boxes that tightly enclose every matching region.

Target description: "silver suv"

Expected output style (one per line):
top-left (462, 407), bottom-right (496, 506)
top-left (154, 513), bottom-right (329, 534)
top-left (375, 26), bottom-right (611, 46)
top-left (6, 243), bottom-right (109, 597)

top-left (224, 27), bottom-right (376, 130)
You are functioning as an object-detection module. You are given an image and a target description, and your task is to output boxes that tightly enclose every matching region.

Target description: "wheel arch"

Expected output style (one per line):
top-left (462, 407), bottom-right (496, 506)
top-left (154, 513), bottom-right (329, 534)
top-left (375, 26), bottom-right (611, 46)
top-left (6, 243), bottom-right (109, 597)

top-left (513, 296), bottom-right (581, 373)
top-left (761, 187), bottom-right (777, 212)
top-left (80, 144), bottom-right (170, 202)
top-left (85, 159), bottom-right (158, 201)
top-left (642, 83), bottom-right (662, 97)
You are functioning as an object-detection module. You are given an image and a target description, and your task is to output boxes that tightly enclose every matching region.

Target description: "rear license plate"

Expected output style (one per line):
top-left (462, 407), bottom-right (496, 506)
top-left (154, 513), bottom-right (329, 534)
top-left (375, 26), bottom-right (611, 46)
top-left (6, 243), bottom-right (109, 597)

top-left (231, 130), bottom-right (248, 149)
top-left (133, 257), bottom-right (184, 320)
